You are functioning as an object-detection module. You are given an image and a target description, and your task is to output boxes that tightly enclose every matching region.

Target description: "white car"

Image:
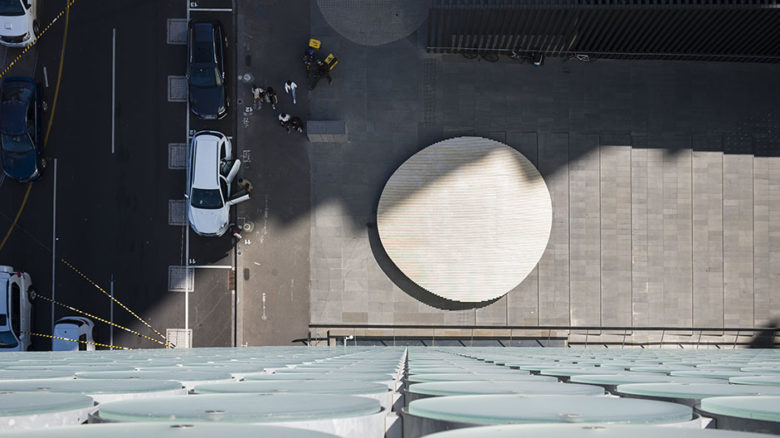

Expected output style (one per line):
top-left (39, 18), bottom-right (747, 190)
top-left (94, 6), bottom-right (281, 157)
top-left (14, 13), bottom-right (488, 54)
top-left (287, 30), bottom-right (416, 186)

top-left (0, 0), bottom-right (37, 47)
top-left (187, 131), bottom-right (248, 236)
top-left (0, 265), bottom-right (34, 351)
top-left (53, 316), bottom-right (95, 351)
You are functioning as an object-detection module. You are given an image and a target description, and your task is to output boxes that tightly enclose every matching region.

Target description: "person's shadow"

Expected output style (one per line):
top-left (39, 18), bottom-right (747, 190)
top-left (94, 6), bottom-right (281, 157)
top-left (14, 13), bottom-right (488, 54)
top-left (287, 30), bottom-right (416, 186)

top-left (749, 319), bottom-right (779, 348)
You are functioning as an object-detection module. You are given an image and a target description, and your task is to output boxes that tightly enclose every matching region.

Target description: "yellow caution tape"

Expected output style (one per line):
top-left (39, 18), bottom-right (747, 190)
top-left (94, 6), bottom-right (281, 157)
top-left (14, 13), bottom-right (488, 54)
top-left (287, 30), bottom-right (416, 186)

top-left (24, 331), bottom-right (128, 350)
top-left (35, 294), bottom-right (171, 348)
top-left (0, 0), bottom-right (77, 80)
top-left (60, 258), bottom-right (173, 348)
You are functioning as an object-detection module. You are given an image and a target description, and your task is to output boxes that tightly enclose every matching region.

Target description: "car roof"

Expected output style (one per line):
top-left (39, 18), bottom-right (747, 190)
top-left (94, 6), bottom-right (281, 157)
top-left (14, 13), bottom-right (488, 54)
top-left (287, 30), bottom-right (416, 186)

top-left (191, 22), bottom-right (217, 64)
top-left (192, 134), bottom-right (220, 189)
top-left (0, 101), bottom-right (28, 135)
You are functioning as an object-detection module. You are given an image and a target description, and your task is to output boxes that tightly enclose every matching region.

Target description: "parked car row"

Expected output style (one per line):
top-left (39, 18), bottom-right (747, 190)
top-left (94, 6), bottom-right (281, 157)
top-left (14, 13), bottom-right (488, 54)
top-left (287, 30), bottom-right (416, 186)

top-left (0, 17), bottom-right (239, 352)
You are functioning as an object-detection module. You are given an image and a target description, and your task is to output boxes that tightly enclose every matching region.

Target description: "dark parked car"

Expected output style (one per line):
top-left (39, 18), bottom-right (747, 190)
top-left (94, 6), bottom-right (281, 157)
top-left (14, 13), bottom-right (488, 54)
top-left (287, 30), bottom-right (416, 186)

top-left (0, 76), bottom-right (42, 182)
top-left (187, 20), bottom-right (226, 120)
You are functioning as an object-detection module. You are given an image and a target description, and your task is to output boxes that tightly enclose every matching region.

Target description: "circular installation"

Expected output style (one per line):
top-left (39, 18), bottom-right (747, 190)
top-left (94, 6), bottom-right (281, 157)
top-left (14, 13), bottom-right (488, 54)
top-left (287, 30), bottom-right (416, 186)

top-left (316, 0), bottom-right (432, 47)
top-left (377, 137), bottom-right (552, 303)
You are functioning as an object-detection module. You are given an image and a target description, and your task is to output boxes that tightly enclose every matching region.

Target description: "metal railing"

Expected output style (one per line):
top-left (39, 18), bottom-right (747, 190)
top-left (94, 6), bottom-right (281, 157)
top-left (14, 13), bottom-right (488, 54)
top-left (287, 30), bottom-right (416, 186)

top-left (427, 0), bottom-right (780, 63)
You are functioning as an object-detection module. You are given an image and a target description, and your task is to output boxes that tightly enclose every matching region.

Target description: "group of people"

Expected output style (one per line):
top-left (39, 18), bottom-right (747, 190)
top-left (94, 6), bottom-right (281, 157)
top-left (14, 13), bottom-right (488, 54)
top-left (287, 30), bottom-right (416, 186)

top-left (251, 80), bottom-right (304, 134)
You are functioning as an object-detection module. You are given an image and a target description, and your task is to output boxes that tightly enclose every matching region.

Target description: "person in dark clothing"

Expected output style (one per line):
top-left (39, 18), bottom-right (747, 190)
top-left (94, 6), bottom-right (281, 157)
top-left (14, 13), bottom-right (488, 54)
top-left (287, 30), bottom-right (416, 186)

top-left (265, 87), bottom-right (278, 110)
top-left (310, 60), bottom-right (332, 90)
top-left (289, 116), bottom-right (304, 133)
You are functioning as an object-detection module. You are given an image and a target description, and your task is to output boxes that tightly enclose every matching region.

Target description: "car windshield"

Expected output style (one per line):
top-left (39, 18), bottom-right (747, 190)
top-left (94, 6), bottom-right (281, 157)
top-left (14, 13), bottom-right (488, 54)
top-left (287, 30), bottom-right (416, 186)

top-left (1, 133), bottom-right (33, 153)
top-left (0, 330), bottom-right (18, 348)
top-left (0, 0), bottom-right (24, 16)
top-left (191, 188), bottom-right (223, 209)
top-left (190, 65), bottom-right (221, 88)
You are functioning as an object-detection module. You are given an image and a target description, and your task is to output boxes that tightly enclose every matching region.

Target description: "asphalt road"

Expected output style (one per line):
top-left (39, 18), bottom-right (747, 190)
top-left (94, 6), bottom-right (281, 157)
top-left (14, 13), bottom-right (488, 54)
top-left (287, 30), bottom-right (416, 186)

top-left (0, 0), bottom-right (238, 350)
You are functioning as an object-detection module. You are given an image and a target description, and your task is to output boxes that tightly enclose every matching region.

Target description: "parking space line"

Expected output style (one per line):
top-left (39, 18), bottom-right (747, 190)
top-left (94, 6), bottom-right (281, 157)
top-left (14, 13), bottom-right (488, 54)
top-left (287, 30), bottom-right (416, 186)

top-left (189, 265), bottom-right (233, 269)
top-left (190, 8), bottom-right (232, 12)
top-left (110, 274), bottom-right (114, 347)
top-left (112, 28), bottom-right (116, 154)
top-left (185, 0), bottom-right (191, 338)
top-left (50, 159), bottom-right (57, 334)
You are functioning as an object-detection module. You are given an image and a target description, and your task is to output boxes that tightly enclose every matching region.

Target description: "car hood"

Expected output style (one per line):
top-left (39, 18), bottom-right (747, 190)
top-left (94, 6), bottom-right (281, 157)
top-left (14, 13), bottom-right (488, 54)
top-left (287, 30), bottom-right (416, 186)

top-left (0, 15), bottom-right (30, 37)
top-left (190, 85), bottom-right (225, 119)
top-left (188, 205), bottom-right (229, 236)
top-left (1, 149), bottom-right (37, 181)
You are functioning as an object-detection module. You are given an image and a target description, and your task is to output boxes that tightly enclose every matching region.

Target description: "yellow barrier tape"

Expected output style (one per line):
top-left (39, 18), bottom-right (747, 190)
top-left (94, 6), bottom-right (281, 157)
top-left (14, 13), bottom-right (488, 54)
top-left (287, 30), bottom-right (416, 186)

top-left (35, 294), bottom-right (171, 347)
top-left (0, 0), bottom-right (76, 80)
top-left (24, 331), bottom-right (128, 350)
top-left (60, 258), bottom-right (173, 348)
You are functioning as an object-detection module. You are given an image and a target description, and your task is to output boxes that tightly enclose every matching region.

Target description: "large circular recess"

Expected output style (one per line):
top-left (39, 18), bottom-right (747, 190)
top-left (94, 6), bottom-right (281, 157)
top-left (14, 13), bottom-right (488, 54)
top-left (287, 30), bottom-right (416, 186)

top-left (377, 136), bottom-right (552, 303)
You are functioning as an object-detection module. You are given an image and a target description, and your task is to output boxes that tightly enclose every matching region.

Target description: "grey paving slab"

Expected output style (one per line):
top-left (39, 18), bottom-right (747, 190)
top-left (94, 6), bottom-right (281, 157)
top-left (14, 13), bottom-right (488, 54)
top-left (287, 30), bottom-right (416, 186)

top-left (505, 131), bottom-right (540, 326)
top-left (600, 144), bottom-right (632, 327)
top-left (569, 134), bottom-right (601, 326)
top-left (692, 149), bottom-right (724, 328)
top-left (633, 147), bottom-right (668, 327)
top-left (723, 155), bottom-right (755, 327)
top-left (631, 148), bottom-right (650, 327)
top-left (537, 133), bottom-right (570, 326)
top-left (768, 157), bottom-right (780, 325)
top-left (753, 156), bottom-right (770, 327)
top-left (475, 295), bottom-right (507, 326)
top-left (662, 145), bottom-right (693, 327)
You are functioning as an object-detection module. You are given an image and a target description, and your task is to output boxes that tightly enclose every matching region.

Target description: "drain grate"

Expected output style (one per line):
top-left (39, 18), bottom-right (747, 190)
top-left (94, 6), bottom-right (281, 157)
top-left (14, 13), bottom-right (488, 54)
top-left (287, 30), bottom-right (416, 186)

top-left (168, 143), bottom-right (187, 169)
top-left (168, 266), bottom-right (194, 292)
top-left (168, 199), bottom-right (187, 226)
top-left (166, 19), bottom-right (188, 45)
top-left (168, 76), bottom-right (187, 102)
top-left (165, 328), bottom-right (192, 348)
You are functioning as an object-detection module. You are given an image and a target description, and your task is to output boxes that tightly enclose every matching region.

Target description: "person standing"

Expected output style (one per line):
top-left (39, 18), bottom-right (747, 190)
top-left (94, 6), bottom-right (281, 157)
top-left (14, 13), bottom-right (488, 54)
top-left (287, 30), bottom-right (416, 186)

top-left (251, 85), bottom-right (265, 110)
top-left (266, 87), bottom-right (278, 110)
top-left (278, 112), bottom-right (291, 133)
top-left (290, 116), bottom-right (304, 133)
top-left (284, 80), bottom-right (297, 104)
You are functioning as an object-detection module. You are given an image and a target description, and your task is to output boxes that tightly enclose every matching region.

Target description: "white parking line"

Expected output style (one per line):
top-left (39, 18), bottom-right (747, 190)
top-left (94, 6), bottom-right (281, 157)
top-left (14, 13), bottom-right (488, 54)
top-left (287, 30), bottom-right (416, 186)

top-left (110, 275), bottom-right (114, 347)
top-left (189, 265), bottom-right (233, 269)
top-left (185, 1), bottom-right (191, 336)
top-left (50, 158), bottom-right (58, 333)
top-left (111, 28), bottom-right (116, 154)
top-left (190, 8), bottom-right (232, 12)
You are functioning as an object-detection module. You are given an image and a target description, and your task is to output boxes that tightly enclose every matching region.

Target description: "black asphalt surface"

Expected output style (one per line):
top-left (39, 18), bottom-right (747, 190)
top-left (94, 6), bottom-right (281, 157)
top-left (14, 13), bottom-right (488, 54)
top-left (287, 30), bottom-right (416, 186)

top-left (0, 0), bottom-right (237, 350)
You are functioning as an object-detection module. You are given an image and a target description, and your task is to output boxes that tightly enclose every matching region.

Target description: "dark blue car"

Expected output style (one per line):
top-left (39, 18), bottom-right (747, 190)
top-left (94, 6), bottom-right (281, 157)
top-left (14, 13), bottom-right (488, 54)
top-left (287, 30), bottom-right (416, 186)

top-left (187, 21), bottom-right (226, 120)
top-left (0, 77), bottom-right (42, 182)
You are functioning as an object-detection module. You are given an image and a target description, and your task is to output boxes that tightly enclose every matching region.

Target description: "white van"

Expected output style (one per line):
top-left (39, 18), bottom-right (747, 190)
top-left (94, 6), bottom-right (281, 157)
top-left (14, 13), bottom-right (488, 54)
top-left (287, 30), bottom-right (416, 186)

top-left (0, 265), bottom-right (35, 351)
top-left (0, 0), bottom-right (37, 47)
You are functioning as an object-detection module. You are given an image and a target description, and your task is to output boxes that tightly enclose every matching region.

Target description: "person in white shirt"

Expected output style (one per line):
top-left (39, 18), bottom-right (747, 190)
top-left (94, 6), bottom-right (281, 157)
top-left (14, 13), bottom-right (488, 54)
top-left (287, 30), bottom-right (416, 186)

top-left (284, 80), bottom-right (297, 104)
